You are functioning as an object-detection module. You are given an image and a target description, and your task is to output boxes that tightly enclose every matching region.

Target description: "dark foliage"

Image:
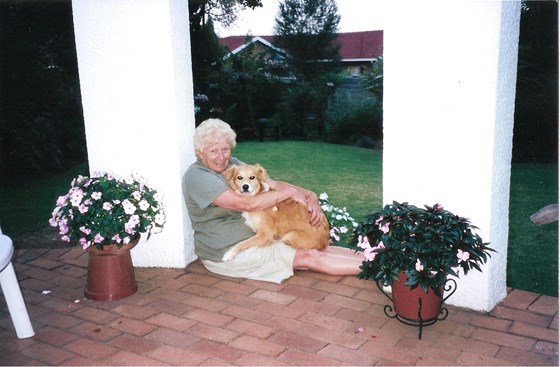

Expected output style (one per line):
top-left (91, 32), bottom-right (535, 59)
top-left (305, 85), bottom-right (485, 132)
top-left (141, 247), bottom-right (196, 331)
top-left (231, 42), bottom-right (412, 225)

top-left (0, 0), bottom-right (86, 186)
top-left (513, 1), bottom-right (558, 163)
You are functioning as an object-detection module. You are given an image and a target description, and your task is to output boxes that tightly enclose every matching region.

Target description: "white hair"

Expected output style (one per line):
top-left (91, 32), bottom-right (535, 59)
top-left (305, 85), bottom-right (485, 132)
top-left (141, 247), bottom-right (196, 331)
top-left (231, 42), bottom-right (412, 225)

top-left (194, 118), bottom-right (237, 156)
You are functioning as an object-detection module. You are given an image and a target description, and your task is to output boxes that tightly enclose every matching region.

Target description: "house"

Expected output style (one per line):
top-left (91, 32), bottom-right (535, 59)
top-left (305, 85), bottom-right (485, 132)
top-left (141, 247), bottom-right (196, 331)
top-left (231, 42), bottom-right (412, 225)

top-left (219, 30), bottom-right (383, 76)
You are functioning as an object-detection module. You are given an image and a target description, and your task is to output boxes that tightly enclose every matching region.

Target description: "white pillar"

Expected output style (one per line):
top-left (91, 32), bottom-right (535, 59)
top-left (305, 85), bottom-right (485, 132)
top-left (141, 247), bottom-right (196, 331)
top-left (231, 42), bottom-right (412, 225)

top-left (72, 0), bottom-right (197, 267)
top-left (383, 1), bottom-right (520, 311)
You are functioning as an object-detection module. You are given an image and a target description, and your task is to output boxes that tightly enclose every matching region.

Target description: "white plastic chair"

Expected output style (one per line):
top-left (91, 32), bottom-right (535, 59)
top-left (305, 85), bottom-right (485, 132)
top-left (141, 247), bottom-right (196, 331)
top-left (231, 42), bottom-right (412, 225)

top-left (0, 227), bottom-right (34, 338)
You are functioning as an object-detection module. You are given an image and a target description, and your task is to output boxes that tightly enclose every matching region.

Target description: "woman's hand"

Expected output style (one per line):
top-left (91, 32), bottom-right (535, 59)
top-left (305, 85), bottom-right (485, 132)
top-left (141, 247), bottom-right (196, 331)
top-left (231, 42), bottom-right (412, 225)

top-left (269, 180), bottom-right (325, 226)
top-left (304, 192), bottom-right (325, 227)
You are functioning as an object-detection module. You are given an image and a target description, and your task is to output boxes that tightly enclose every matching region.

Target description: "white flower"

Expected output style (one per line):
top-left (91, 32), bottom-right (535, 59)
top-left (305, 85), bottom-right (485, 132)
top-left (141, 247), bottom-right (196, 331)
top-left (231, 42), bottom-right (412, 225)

top-left (154, 192), bottom-right (163, 203)
top-left (154, 213), bottom-right (166, 225)
top-left (122, 199), bottom-right (136, 215)
top-left (319, 192), bottom-right (329, 200)
top-left (139, 199), bottom-right (150, 211)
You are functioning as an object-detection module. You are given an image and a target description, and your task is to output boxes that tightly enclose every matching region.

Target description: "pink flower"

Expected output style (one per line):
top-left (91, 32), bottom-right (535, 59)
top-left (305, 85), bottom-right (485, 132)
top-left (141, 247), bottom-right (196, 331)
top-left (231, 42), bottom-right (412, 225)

top-left (70, 189), bottom-right (84, 206)
top-left (78, 204), bottom-right (89, 214)
top-left (58, 220), bottom-right (69, 235)
top-left (112, 234), bottom-right (122, 243)
top-left (91, 192), bottom-right (102, 200)
top-left (79, 226), bottom-right (91, 235)
top-left (103, 202), bottom-right (113, 210)
top-left (357, 235), bottom-right (370, 249)
top-left (436, 204), bottom-right (444, 210)
top-left (457, 249), bottom-right (470, 262)
top-left (56, 195), bottom-right (67, 206)
top-left (93, 233), bottom-right (104, 243)
top-left (61, 235), bottom-right (71, 242)
top-left (79, 238), bottom-right (89, 249)
top-left (128, 215), bottom-right (140, 225)
top-left (415, 259), bottom-right (424, 271)
top-left (379, 222), bottom-right (390, 234)
top-left (364, 246), bottom-right (377, 261)
top-left (133, 191), bottom-right (142, 200)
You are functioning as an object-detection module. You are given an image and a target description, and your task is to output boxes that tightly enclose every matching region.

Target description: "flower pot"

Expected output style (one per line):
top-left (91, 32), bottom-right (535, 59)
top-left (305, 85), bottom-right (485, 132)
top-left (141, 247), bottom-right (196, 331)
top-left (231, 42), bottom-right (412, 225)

top-left (391, 272), bottom-right (443, 321)
top-left (84, 235), bottom-right (140, 301)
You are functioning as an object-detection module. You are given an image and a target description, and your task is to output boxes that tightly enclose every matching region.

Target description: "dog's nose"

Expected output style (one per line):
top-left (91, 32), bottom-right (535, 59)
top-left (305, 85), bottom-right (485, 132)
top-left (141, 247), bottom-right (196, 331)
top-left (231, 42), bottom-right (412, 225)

top-left (242, 184), bottom-right (250, 192)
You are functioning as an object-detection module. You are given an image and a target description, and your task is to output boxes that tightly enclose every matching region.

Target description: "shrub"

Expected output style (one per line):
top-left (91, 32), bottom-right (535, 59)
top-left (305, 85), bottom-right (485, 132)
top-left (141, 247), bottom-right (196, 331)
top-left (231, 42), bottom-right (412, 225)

top-left (324, 91), bottom-right (381, 146)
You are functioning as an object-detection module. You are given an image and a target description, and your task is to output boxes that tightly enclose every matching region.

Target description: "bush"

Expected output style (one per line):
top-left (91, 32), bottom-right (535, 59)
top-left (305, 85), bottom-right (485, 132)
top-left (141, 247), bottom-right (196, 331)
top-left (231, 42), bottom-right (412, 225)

top-left (324, 91), bottom-right (381, 146)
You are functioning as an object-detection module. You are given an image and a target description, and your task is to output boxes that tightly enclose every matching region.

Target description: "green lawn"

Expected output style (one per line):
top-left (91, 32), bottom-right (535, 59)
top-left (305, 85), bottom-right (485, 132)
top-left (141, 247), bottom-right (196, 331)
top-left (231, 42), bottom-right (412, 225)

top-left (0, 164), bottom-right (89, 239)
top-left (0, 141), bottom-right (557, 296)
top-left (233, 141), bottom-right (382, 221)
top-left (507, 163), bottom-right (558, 297)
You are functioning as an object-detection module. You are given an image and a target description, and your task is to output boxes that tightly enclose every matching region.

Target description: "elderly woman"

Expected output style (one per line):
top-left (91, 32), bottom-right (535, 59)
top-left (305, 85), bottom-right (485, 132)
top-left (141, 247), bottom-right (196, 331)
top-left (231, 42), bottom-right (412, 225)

top-left (183, 118), bottom-right (362, 283)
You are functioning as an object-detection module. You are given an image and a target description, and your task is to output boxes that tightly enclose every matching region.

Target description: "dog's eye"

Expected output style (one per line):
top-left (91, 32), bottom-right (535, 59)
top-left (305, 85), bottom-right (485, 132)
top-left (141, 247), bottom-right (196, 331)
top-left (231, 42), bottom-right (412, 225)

top-left (249, 175), bottom-right (256, 180)
top-left (236, 175), bottom-right (243, 180)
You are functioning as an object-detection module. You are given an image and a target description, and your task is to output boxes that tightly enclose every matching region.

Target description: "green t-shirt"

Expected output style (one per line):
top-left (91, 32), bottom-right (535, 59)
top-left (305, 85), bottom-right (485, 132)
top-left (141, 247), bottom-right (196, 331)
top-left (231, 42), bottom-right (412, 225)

top-left (182, 157), bottom-right (255, 261)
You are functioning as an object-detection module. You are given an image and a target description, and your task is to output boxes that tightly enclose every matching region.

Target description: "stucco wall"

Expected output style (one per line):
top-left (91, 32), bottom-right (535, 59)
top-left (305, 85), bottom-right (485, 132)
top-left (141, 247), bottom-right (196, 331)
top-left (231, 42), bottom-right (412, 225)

top-left (72, 0), bottom-right (197, 267)
top-left (383, 1), bottom-right (520, 311)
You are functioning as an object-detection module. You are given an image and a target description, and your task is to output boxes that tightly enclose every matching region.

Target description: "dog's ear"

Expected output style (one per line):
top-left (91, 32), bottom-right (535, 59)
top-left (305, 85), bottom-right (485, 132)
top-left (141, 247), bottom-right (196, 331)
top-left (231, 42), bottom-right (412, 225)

top-left (254, 164), bottom-right (269, 182)
top-left (224, 165), bottom-right (238, 183)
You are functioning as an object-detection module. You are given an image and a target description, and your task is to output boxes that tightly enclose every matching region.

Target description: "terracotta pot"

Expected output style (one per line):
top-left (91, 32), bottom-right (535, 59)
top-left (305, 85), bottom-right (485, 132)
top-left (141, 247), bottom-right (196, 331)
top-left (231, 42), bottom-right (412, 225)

top-left (391, 272), bottom-right (443, 321)
top-left (84, 235), bottom-right (140, 301)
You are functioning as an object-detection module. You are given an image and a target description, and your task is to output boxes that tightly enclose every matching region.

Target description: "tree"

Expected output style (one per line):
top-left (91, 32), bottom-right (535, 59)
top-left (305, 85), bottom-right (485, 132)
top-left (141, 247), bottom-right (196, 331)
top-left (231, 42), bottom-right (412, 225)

top-left (189, 0), bottom-right (264, 126)
top-left (189, 0), bottom-right (262, 32)
top-left (273, 0), bottom-right (341, 80)
top-left (190, 18), bottom-right (226, 94)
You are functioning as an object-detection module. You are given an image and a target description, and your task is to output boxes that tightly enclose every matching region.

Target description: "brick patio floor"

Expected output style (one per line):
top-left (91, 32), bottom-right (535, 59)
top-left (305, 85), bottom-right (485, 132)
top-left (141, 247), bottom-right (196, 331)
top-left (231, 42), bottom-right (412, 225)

top-left (1, 246), bottom-right (558, 366)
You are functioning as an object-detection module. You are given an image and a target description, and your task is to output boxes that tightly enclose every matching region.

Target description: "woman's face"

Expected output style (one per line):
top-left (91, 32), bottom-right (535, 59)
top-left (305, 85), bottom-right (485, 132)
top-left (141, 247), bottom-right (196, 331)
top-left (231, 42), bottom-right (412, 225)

top-left (198, 138), bottom-right (232, 174)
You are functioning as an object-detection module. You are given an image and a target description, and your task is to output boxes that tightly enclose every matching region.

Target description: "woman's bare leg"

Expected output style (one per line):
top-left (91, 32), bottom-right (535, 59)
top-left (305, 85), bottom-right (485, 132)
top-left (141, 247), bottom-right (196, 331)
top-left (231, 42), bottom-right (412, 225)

top-left (293, 248), bottom-right (363, 275)
top-left (324, 245), bottom-right (363, 258)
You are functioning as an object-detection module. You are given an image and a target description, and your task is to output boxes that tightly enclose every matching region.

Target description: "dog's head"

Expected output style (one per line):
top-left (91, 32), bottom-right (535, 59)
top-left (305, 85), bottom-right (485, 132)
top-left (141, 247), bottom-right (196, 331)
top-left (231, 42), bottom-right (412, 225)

top-left (225, 164), bottom-right (269, 196)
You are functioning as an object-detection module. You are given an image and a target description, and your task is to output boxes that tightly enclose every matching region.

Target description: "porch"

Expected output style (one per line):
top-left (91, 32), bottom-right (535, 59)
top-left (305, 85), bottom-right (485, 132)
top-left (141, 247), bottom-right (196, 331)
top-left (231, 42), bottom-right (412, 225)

top-left (1, 246), bottom-right (557, 366)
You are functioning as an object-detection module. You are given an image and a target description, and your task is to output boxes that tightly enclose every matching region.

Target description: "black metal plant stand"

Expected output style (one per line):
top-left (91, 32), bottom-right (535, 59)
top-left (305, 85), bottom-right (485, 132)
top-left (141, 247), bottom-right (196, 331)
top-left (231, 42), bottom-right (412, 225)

top-left (376, 279), bottom-right (457, 339)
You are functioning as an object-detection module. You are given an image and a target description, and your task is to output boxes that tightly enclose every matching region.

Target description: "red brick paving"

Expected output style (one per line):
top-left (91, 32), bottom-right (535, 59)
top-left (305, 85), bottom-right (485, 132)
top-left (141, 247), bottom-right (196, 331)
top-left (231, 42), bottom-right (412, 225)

top-left (0, 247), bottom-right (558, 366)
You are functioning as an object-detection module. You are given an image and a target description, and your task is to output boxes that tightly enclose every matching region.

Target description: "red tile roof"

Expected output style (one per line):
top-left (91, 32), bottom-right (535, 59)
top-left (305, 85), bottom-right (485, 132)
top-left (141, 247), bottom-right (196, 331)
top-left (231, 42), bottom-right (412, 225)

top-left (220, 30), bottom-right (383, 61)
top-left (337, 30), bottom-right (383, 60)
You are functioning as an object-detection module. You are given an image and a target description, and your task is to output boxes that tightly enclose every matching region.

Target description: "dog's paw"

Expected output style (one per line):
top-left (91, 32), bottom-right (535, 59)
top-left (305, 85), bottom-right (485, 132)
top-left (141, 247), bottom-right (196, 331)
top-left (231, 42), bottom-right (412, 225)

top-left (222, 249), bottom-right (236, 262)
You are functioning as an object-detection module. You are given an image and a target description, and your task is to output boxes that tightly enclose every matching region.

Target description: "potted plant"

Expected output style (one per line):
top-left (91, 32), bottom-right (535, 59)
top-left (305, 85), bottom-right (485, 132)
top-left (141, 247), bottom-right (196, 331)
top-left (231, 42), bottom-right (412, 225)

top-left (351, 201), bottom-right (494, 322)
top-left (49, 173), bottom-right (166, 301)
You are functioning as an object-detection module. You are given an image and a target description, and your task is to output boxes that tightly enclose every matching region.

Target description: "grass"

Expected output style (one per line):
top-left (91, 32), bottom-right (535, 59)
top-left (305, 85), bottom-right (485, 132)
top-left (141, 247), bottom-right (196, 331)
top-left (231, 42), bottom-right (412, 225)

top-left (507, 163), bottom-right (558, 297)
top-left (233, 141), bottom-right (382, 220)
top-left (0, 163), bottom-right (89, 239)
top-left (0, 141), bottom-right (556, 296)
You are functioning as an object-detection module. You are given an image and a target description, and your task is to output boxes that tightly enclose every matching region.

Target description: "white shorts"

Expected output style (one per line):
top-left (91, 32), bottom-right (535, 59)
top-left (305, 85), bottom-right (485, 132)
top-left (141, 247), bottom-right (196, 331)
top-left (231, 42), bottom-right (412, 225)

top-left (200, 241), bottom-right (297, 284)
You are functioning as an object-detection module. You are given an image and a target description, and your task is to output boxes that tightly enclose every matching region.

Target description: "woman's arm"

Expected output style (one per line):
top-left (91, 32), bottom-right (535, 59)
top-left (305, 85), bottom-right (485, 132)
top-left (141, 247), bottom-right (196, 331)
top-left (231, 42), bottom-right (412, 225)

top-left (213, 178), bottom-right (324, 226)
top-left (213, 185), bottom-right (304, 212)
top-left (269, 179), bottom-right (324, 226)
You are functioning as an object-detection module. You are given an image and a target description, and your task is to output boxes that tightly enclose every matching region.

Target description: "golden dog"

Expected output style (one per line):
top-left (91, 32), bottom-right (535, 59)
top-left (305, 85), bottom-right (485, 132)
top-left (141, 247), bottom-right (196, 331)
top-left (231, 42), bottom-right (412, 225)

top-left (222, 164), bottom-right (329, 261)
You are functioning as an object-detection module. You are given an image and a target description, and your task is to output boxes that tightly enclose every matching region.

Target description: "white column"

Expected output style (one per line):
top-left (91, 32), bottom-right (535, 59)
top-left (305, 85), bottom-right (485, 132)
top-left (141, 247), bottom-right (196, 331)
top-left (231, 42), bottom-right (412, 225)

top-left (72, 0), bottom-right (197, 267)
top-left (383, 0), bottom-right (520, 311)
